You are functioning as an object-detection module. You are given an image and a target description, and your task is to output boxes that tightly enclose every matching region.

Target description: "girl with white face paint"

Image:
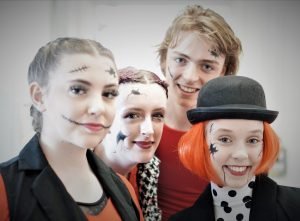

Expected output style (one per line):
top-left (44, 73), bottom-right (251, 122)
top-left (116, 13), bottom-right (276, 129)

top-left (170, 76), bottom-right (300, 221)
top-left (0, 38), bottom-right (143, 221)
top-left (94, 67), bottom-right (168, 221)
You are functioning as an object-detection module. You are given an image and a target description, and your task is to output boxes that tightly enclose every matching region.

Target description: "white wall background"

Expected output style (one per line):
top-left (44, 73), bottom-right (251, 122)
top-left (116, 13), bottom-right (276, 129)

top-left (1, 0), bottom-right (300, 187)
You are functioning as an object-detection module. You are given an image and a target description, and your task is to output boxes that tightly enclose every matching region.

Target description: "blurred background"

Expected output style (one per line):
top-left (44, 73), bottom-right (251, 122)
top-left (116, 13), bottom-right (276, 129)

top-left (0, 0), bottom-right (299, 187)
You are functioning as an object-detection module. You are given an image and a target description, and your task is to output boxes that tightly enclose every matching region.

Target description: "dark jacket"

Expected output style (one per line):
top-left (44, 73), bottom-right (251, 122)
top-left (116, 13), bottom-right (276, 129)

top-left (169, 175), bottom-right (300, 221)
top-left (0, 134), bottom-right (140, 221)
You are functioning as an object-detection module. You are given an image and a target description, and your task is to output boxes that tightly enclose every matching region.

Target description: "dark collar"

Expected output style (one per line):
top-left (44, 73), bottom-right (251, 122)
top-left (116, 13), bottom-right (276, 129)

top-left (17, 134), bottom-right (139, 221)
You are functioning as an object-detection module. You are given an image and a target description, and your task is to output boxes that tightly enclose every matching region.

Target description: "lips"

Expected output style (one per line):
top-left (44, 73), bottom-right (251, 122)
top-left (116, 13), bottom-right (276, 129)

top-left (83, 123), bottom-right (104, 132)
top-left (133, 141), bottom-right (155, 149)
top-left (225, 165), bottom-right (250, 176)
top-left (177, 84), bottom-right (199, 94)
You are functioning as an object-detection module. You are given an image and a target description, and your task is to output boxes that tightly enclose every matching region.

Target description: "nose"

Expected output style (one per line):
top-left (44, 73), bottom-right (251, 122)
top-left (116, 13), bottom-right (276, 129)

top-left (87, 95), bottom-right (105, 117)
top-left (140, 116), bottom-right (154, 136)
top-left (231, 144), bottom-right (248, 161)
top-left (182, 63), bottom-right (200, 83)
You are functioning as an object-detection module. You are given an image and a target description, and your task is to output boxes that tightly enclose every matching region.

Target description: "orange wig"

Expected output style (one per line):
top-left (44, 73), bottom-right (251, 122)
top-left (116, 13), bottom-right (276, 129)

top-left (178, 121), bottom-right (280, 185)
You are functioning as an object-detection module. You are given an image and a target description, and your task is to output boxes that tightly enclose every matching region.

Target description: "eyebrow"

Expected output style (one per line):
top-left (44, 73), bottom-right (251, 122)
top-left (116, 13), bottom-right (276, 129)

top-left (172, 51), bottom-right (220, 65)
top-left (68, 80), bottom-right (118, 89)
top-left (214, 128), bottom-right (263, 134)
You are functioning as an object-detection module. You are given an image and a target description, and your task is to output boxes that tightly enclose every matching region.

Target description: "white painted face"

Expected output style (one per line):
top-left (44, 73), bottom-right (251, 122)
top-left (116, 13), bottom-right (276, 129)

top-left (40, 53), bottom-right (118, 149)
top-left (106, 82), bottom-right (167, 164)
top-left (166, 31), bottom-right (226, 109)
top-left (205, 119), bottom-right (264, 188)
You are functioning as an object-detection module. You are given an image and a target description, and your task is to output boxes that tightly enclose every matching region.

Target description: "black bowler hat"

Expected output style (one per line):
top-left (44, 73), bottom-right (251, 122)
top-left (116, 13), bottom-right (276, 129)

top-left (187, 76), bottom-right (278, 124)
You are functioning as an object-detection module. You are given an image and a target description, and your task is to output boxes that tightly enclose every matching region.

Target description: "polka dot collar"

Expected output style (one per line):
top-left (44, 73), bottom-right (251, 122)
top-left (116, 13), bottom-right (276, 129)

top-left (210, 176), bottom-right (256, 221)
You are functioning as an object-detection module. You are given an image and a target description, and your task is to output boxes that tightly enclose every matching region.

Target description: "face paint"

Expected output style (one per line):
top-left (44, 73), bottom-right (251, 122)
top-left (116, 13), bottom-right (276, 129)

top-left (69, 65), bottom-right (88, 73)
top-left (116, 131), bottom-right (127, 143)
top-left (206, 119), bottom-right (264, 188)
top-left (208, 48), bottom-right (219, 59)
top-left (209, 143), bottom-right (218, 157)
top-left (106, 66), bottom-right (116, 78)
top-left (168, 66), bottom-right (174, 79)
top-left (62, 115), bottom-right (111, 129)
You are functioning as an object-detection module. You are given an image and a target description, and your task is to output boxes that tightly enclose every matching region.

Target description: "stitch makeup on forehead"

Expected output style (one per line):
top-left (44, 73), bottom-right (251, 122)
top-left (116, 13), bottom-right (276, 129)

top-left (106, 66), bottom-right (117, 78)
top-left (69, 65), bottom-right (89, 73)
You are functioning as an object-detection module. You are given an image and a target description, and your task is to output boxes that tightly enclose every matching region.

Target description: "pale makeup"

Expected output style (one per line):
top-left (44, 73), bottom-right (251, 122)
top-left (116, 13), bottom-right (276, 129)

top-left (166, 31), bottom-right (226, 109)
top-left (205, 119), bottom-right (264, 188)
top-left (40, 53), bottom-right (118, 149)
top-left (104, 83), bottom-right (167, 165)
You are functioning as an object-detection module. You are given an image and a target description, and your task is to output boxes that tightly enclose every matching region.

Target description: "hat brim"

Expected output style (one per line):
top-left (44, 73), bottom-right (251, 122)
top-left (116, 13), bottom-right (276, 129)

top-left (187, 107), bottom-right (278, 124)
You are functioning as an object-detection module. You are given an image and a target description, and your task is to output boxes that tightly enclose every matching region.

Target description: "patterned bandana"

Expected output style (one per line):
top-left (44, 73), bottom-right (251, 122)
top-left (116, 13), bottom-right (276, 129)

top-left (137, 156), bottom-right (162, 221)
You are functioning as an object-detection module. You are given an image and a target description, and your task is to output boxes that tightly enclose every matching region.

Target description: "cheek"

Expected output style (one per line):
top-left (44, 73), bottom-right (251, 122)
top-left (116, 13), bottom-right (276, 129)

top-left (250, 146), bottom-right (263, 164)
top-left (153, 122), bottom-right (164, 139)
top-left (210, 147), bottom-right (230, 167)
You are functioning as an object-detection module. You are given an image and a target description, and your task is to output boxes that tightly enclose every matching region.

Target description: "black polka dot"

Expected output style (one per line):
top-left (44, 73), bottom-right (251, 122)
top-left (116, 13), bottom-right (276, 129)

top-left (248, 181), bottom-right (255, 188)
top-left (217, 218), bottom-right (224, 221)
top-left (236, 213), bottom-right (244, 221)
top-left (228, 190), bottom-right (237, 197)
top-left (245, 201), bottom-right (252, 209)
top-left (243, 195), bottom-right (252, 209)
top-left (221, 201), bottom-right (228, 207)
top-left (224, 206), bottom-right (232, 213)
top-left (213, 189), bottom-right (217, 196)
top-left (242, 196), bottom-right (252, 203)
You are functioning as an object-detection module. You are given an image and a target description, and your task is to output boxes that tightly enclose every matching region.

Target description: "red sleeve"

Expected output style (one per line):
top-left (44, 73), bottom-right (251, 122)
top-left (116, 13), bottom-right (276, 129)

top-left (118, 173), bottom-right (144, 221)
top-left (0, 175), bottom-right (10, 221)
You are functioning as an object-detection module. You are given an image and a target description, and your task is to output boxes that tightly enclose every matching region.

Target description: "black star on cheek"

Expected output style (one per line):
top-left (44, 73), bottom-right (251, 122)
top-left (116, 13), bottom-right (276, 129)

top-left (210, 143), bottom-right (218, 156)
top-left (106, 67), bottom-right (116, 78)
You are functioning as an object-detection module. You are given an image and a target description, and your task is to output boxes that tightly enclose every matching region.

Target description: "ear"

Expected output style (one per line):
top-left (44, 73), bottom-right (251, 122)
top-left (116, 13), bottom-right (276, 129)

top-left (29, 82), bottom-right (46, 112)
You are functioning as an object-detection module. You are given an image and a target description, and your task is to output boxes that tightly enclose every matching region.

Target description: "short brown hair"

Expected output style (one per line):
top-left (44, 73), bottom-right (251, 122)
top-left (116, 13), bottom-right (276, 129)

top-left (158, 5), bottom-right (242, 76)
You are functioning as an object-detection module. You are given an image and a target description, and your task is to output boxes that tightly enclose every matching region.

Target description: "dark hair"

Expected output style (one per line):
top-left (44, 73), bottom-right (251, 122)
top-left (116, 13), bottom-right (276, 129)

top-left (28, 37), bottom-right (116, 133)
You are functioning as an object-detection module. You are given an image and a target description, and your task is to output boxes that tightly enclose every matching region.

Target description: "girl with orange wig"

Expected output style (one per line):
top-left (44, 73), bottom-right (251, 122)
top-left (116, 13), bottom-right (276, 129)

top-left (169, 76), bottom-right (300, 221)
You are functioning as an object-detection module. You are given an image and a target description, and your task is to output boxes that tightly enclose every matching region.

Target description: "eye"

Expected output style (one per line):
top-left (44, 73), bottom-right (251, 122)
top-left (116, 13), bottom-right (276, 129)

top-left (69, 85), bottom-right (87, 95)
top-left (152, 112), bottom-right (165, 122)
top-left (124, 112), bottom-right (140, 120)
top-left (103, 90), bottom-right (119, 99)
top-left (175, 57), bottom-right (187, 65)
top-left (218, 136), bottom-right (231, 143)
top-left (248, 138), bottom-right (261, 144)
top-left (201, 63), bottom-right (214, 73)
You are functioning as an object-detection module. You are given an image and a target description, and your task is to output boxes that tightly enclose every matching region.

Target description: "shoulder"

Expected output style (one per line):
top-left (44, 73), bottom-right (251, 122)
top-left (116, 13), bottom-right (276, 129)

top-left (277, 184), bottom-right (300, 218)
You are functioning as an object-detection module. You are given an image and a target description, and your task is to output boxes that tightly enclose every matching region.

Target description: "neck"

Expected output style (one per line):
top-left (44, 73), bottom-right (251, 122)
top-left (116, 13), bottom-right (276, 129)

top-left (39, 132), bottom-right (90, 173)
top-left (165, 98), bottom-right (192, 131)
